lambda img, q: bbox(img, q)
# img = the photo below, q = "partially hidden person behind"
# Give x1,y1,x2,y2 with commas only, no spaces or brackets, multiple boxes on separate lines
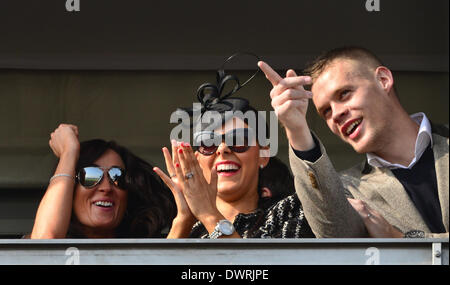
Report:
258,46,448,238
154,59,315,239
258,156,296,210
31,124,176,238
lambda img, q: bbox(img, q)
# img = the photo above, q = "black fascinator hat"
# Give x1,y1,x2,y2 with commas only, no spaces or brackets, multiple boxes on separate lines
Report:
176,52,263,130
176,52,270,146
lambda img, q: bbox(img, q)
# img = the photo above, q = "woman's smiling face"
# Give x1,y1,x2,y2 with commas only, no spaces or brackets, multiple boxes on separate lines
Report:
196,117,269,202
73,148,128,237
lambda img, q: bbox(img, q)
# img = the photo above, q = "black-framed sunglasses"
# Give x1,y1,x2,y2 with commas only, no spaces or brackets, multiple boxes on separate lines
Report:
76,166,126,189
193,128,256,156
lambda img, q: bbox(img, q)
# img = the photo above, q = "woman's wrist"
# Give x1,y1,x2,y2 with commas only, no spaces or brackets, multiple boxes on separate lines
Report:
51,149,79,186
60,147,80,161
173,215,196,227
58,149,79,171
199,212,226,234
167,216,196,238
49,173,75,183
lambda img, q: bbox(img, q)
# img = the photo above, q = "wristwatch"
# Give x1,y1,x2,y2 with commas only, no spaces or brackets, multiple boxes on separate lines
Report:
404,230,425,238
209,220,235,239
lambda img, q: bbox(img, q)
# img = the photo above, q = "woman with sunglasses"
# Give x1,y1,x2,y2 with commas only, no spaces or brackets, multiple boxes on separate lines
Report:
154,63,314,239
31,124,176,238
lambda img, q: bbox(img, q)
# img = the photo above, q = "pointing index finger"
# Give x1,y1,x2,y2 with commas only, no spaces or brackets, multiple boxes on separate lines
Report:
258,61,282,87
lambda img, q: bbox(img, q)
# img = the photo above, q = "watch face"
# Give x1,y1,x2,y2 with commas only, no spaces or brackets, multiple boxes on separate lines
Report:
219,220,234,235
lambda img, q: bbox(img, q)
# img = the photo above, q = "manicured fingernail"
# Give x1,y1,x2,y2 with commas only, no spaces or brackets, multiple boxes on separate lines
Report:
178,149,183,154
175,163,180,167
184,142,191,148
171,139,177,146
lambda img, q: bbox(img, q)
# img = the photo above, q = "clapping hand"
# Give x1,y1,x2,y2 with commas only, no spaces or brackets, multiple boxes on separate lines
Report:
348,198,404,238
153,141,196,228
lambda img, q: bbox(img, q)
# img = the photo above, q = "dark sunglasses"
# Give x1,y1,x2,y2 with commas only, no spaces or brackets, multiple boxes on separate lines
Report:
76,166,126,189
193,128,256,156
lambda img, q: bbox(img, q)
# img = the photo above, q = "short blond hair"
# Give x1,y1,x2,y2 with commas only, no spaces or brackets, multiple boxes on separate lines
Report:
304,46,385,82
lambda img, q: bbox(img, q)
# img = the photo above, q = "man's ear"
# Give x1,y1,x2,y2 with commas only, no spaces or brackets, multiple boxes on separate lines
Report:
375,66,394,94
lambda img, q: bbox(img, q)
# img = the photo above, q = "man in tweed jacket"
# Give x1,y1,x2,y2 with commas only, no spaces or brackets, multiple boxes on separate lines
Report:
258,47,448,238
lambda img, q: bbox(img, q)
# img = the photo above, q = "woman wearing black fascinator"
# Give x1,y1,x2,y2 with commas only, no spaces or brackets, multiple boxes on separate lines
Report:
154,53,314,239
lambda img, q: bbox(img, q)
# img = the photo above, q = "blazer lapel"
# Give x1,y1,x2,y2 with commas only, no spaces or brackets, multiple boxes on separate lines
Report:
362,167,430,232
432,134,449,232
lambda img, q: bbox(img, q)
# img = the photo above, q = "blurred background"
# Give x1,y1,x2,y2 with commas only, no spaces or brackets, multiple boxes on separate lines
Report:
0,0,448,237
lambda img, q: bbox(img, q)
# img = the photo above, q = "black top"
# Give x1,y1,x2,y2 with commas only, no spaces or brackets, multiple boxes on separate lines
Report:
189,194,315,238
391,146,445,233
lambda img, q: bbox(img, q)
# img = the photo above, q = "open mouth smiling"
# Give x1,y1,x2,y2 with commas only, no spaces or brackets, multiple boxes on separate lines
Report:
215,161,241,176
341,118,363,138
93,200,114,208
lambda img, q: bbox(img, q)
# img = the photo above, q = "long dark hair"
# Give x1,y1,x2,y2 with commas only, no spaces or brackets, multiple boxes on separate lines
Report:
68,139,176,238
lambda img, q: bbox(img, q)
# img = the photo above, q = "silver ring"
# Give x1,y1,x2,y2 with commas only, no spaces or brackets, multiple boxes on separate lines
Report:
169,174,176,178
367,213,372,218
185,172,194,180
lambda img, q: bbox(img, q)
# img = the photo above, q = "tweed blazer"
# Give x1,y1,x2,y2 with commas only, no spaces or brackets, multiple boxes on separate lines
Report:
289,126,449,238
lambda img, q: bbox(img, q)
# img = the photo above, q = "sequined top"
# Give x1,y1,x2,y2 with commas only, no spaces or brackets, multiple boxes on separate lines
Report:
189,194,315,238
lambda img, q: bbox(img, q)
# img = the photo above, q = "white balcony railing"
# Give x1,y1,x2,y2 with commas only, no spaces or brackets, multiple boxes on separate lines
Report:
0,238,447,265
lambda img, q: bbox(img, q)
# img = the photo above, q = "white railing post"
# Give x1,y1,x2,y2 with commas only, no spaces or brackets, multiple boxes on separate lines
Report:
432,242,442,265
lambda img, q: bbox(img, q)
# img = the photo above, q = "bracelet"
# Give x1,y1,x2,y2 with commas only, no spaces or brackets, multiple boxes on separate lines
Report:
49,174,75,183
